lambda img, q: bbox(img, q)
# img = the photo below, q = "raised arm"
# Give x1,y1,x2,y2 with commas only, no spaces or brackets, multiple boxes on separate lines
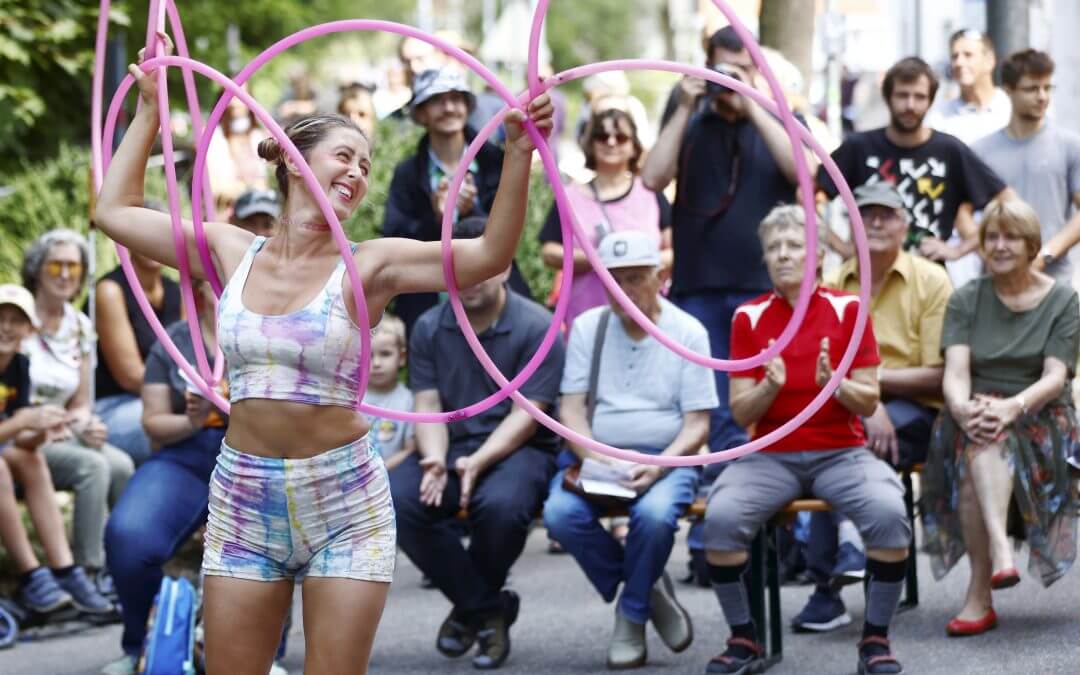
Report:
641,77,703,192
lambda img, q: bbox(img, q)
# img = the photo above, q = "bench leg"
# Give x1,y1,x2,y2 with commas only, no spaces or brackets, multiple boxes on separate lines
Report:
766,525,783,665
748,530,767,649
899,471,919,612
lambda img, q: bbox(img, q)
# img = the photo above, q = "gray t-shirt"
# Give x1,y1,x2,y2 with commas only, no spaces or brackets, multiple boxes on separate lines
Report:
974,124,1080,280
562,298,719,452
362,382,414,459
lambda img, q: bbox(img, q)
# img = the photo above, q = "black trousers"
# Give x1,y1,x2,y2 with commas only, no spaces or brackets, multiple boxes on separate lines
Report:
389,442,555,616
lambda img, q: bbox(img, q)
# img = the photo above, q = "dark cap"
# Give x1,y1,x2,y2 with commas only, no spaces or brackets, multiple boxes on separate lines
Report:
234,189,281,220
854,182,906,211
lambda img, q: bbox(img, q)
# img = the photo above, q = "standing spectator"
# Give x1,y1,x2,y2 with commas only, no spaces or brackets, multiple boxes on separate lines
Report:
383,69,532,335
790,183,953,632
817,57,1009,288
337,82,378,142
206,89,268,218
543,231,714,669
92,235,182,466
974,49,1080,284
21,230,133,604
922,199,1079,636
361,314,416,472
389,216,564,670
702,206,910,675
929,30,1011,145
0,285,114,617
539,108,672,330
642,25,814,453
229,188,280,238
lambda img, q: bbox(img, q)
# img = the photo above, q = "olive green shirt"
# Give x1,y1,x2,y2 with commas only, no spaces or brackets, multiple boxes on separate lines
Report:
941,277,1080,403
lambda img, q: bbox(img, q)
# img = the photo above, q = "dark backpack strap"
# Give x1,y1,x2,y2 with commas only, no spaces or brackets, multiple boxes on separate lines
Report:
586,308,612,426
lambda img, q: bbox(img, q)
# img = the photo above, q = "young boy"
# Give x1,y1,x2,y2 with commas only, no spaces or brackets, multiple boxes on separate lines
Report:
362,315,416,471
0,284,113,616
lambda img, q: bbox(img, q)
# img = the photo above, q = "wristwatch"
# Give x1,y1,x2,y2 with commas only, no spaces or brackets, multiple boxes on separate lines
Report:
1038,247,1056,266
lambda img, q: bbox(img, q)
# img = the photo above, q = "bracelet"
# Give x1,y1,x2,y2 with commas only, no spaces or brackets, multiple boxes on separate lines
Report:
1015,394,1028,416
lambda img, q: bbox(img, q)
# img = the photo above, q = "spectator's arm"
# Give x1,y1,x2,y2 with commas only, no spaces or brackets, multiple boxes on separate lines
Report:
641,79,701,191
1037,192,1080,265
383,435,416,472
413,389,448,464
1014,356,1070,413
729,375,780,429
833,366,880,417
558,393,596,463
381,163,432,241
746,104,818,187
878,366,944,400
65,355,93,416
942,345,974,417
659,409,710,458
95,279,146,394
540,241,592,274
467,401,547,475
141,383,195,448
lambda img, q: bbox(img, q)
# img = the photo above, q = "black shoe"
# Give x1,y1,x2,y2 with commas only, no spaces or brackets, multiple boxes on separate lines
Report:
436,606,476,658
472,590,520,670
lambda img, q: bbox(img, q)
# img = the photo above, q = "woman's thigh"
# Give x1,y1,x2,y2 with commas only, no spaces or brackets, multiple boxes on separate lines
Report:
301,577,390,675
203,576,293,675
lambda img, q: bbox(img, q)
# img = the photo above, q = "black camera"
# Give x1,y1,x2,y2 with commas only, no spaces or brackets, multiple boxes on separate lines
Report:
706,64,743,96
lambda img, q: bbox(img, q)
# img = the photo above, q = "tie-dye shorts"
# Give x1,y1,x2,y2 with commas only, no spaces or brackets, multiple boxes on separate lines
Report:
202,434,396,583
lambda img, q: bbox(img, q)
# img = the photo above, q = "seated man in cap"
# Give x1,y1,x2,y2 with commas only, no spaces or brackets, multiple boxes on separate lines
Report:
229,188,280,238
543,231,716,670
382,65,532,335
788,182,952,633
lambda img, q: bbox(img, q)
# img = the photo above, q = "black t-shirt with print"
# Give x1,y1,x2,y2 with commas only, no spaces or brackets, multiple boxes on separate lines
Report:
817,128,1006,246
0,354,31,422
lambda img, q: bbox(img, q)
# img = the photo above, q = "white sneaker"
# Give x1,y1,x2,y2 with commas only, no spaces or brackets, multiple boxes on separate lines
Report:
100,655,136,675
269,660,290,675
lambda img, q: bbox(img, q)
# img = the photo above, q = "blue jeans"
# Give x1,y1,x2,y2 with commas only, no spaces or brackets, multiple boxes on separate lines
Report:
94,394,153,465
543,465,699,624
105,428,224,656
675,290,761,452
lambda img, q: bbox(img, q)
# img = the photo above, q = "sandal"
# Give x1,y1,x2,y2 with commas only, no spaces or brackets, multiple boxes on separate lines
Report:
857,636,903,674
705,636,765,674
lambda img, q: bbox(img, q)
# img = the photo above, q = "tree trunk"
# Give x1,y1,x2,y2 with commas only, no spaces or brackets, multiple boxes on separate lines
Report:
759,0,815,98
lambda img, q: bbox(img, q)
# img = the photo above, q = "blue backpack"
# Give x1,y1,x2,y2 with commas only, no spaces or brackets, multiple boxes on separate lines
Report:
139,576,198,675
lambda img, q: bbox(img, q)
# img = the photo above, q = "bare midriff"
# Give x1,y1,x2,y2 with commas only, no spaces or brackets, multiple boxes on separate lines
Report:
225,399,371,459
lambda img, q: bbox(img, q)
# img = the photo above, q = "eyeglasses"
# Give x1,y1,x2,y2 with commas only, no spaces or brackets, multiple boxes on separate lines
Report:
43,261,83,278
592,131,631,145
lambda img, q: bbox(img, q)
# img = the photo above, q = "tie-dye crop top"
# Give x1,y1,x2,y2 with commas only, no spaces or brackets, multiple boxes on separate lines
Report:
217,236,365,408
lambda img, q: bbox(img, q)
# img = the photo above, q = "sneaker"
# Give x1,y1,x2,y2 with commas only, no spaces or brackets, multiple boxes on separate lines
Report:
94,569,119,602
791,587,852,633
55,567,116,615
16,567,73,615
100,654,137,675
436,606,477,658
830,542,867,589
649,572,693,652
472,590,520,670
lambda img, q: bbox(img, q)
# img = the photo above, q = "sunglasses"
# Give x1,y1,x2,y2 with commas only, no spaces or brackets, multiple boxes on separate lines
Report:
592,131,632,145
44,261,83,278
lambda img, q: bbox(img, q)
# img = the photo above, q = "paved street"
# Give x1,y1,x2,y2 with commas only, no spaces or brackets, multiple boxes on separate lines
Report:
8,521,1080,674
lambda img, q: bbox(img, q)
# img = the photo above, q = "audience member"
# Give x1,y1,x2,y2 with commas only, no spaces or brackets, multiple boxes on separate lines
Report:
973,49,1080,283
338,82,378,141
643,25,814,454
230,188,280,238
92,243,182,465
578,71,655,148
922,199,1079,636
361,314,416,471
206,88,269,217
702,206,910,675
389,217,564,670
539,108,672,330
383,69,532,334
543,231,715,669
929,30,1011,145
21,230,133,602
0,285,114,617
790,183,952,632
817,57,1009,288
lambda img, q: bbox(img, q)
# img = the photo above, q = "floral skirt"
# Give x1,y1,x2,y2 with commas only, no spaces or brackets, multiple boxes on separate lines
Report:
920,402,1079,587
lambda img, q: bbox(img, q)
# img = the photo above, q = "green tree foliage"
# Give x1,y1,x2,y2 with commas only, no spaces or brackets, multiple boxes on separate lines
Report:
545,0,651,75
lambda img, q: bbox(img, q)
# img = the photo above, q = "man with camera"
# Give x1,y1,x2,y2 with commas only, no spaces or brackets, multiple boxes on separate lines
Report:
642,26,817,455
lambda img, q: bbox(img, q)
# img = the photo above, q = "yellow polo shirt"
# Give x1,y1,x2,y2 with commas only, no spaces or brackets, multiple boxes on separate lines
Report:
826,251,952,408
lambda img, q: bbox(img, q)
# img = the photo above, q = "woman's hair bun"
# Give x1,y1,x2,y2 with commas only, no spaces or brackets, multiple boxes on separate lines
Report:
257,137,283,163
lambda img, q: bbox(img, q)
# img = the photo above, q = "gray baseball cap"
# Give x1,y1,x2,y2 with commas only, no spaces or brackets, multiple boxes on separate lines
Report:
598,231,661,270
409,67,476,121
234,189,281,220
854,182,906,210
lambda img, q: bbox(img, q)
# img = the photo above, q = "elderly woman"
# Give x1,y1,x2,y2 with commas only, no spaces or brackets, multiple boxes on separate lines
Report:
922,199,1080,636
21,229,131,613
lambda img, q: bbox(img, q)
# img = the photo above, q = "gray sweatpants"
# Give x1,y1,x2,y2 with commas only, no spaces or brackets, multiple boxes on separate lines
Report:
704,448,911,552
43,440,134,568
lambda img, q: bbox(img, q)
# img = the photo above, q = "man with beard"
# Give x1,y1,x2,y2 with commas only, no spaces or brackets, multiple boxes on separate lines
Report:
383,67,533,335
974,49,1080,284
929,29,1011,146
818,57,1009,279
389,216,564,670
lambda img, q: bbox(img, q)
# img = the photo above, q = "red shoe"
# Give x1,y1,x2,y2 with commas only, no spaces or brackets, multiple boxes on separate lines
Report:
946,608,997,636
990,568,1020,589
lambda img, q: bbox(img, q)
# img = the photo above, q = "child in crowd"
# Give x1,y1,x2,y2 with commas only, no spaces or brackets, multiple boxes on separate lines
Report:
0,285,112,617
361,315,415,471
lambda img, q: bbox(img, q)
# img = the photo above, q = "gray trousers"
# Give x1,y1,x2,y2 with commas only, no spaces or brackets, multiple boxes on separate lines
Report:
43,440,134,568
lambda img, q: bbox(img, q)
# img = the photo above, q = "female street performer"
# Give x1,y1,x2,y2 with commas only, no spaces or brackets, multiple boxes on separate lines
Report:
93,34,553,675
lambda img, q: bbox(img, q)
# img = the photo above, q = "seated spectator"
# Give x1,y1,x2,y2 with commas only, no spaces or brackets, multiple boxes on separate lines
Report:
92,239,182,465
539,109,673,331
922,199,1080,636
388,217,565,670
230,188,280,238
21,230,134,605
542,231,715,669
383,69,532,335
337,82,378,142
0,285,113,617
789,183,953,632
703,206,910,675
361,314,415,471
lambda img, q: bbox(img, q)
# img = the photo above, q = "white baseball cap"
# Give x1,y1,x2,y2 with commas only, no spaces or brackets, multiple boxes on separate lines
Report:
598,231,661,270
0,284,39,328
